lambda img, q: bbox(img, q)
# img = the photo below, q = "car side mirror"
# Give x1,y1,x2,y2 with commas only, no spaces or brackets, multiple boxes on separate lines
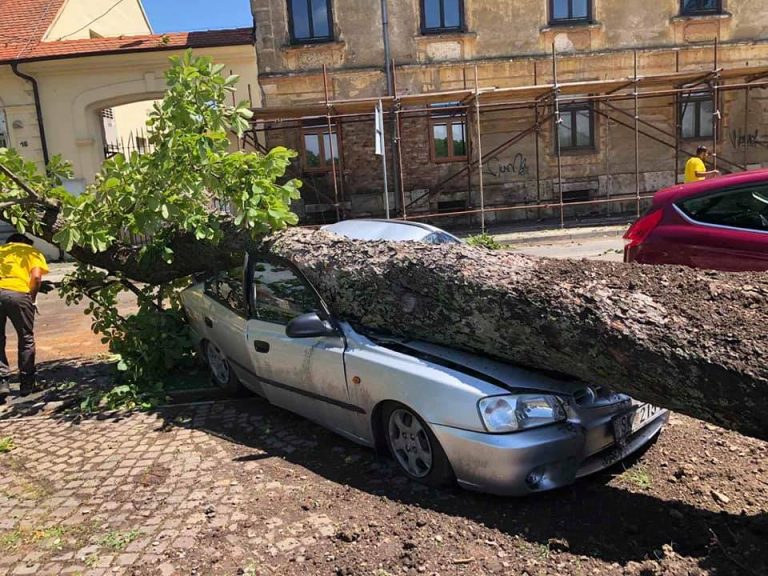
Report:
285,312,339,339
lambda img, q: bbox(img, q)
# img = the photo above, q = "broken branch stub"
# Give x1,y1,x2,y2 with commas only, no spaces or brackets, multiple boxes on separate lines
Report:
266,228,768,441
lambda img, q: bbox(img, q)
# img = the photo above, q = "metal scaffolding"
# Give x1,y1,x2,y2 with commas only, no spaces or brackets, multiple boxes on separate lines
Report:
247,42,768,229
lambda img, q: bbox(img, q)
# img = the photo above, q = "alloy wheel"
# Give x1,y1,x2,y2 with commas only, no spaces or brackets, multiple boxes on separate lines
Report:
387,408,433,478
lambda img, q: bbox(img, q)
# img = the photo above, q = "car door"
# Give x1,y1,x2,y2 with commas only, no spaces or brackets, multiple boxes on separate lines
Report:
674,185,768,271
244,255,360,439
202,268,263,393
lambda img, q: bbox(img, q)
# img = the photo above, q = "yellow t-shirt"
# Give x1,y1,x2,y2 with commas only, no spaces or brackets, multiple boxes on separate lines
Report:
0,243,49,294
685,157,707,183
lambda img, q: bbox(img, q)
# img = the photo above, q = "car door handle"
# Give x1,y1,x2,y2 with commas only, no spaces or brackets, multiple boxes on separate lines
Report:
204,317,213,328
253,340,270,354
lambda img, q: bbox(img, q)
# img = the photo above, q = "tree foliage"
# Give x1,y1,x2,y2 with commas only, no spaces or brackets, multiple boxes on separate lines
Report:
0,51,302,409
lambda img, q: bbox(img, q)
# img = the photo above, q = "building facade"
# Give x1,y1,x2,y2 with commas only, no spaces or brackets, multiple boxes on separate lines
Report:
1,0,259,190
251,0,768,226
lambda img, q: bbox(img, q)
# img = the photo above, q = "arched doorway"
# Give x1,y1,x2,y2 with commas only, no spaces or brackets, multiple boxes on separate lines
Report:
100,99,159,159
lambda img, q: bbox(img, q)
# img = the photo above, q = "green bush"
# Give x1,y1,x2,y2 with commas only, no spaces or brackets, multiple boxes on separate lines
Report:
466,233,502,250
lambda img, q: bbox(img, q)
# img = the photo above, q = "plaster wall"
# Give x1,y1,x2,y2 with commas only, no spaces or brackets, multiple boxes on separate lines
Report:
44,0,152,41
0,44,259,186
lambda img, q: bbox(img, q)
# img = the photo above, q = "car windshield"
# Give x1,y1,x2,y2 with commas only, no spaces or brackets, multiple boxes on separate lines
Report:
323,221,432,241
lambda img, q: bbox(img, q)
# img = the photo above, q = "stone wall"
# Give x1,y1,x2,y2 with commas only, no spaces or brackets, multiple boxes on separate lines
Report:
253,0,768,225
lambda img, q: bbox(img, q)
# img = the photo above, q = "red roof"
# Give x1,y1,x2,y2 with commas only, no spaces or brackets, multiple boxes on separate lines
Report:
0,0,253,64
0,0,67,61
0,28,254,64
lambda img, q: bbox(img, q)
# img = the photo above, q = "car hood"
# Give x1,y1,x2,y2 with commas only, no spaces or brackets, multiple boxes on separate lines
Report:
382,339,591,397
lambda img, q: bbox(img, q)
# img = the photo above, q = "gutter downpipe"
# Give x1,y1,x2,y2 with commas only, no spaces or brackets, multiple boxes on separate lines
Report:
380,0,402,214
11,63,50,168
381,0,393,96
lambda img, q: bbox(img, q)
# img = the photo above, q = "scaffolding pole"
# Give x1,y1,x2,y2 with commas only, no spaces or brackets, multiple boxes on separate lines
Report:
634,50,641,218
322,65,341,222
474,66,486,233
712,37,721,173
552,44,564,229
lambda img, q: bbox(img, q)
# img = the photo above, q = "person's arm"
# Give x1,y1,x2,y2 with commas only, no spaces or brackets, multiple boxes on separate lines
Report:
29,267,43,302
695,169,720,179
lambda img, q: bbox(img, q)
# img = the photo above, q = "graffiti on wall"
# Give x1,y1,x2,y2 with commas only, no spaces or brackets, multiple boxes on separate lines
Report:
730,128,768,149
484,153,530,179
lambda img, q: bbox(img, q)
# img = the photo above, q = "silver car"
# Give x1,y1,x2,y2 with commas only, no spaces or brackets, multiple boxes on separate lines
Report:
181,248,668,496
321,219,462,244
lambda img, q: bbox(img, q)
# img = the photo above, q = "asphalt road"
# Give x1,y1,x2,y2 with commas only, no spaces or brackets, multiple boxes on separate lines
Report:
509,235,625,261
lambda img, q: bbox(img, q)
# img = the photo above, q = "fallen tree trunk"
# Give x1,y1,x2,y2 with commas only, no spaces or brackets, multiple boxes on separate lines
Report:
267,228,768,442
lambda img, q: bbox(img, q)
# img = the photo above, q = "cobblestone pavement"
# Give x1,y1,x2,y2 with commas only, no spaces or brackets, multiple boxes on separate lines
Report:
0,400,343,576
1,396,766,576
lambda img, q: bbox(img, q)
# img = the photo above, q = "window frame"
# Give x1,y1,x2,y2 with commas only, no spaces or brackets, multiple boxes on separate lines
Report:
556,103,596,153
680,0,723,17
420,0,466,35
0,109,8,148
301,125,341,173
287,0,334,44
548,0,593,25
679,91,716,141
246,253,329,325
429,104,469,163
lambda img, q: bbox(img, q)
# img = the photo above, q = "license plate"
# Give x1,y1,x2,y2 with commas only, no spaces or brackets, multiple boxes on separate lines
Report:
612,403,663,445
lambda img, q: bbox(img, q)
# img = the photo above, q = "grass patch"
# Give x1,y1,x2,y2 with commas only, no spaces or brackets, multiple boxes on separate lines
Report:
620,465,653,490
99,529,139,551
0,525,69,552
466,233,502,250
0,437,15,453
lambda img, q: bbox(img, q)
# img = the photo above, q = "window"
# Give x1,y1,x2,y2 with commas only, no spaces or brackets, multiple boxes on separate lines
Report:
557,104,594,151
302,127,339,171
430,103,467,162
0,111,8,148
421,0,464,34
288,0,333,43
680,0,722,16
678,187,768,232
205,268,246,316
550,0,591,24
680,92,714,139
250,261,318,325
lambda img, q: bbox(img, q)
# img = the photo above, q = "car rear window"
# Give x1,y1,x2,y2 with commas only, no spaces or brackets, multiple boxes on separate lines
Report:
205,267,246,316
677,186,768,232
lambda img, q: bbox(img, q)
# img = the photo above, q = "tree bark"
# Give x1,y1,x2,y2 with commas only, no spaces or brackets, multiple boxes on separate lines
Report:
266,228,768,442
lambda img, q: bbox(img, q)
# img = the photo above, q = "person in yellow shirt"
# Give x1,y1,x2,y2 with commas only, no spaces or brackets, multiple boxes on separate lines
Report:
0,234,49,403
685,146,720,183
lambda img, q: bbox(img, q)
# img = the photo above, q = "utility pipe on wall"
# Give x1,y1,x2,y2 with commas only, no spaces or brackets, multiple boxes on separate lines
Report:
10,63,50,167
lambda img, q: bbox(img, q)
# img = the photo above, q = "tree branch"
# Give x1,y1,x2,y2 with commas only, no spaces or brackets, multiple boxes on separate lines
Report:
0,162,42,202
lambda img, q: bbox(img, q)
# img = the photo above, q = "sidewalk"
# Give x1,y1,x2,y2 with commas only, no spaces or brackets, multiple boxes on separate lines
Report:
491,224,629,247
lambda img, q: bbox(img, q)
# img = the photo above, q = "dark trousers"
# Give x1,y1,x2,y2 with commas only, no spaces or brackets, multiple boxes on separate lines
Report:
0,289,36,386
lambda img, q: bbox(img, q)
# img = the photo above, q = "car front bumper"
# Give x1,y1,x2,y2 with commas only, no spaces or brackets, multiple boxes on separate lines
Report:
431,409,669,496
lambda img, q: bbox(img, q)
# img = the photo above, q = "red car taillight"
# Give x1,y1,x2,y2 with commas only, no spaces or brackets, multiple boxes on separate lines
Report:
624,208,663,249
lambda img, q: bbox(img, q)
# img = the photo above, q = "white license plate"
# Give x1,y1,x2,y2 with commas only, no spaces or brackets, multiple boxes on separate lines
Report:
612,403,663,445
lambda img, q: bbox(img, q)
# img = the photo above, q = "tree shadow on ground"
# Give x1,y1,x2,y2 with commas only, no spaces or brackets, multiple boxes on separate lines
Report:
157,396,768,576
0,358,114,421
4,374,765,575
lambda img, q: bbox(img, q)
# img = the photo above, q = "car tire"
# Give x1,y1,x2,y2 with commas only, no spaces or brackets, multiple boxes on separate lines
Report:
382,402,454,488
203,340,242,394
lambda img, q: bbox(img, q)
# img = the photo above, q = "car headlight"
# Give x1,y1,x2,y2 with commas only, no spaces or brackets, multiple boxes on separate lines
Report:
478,394,567,433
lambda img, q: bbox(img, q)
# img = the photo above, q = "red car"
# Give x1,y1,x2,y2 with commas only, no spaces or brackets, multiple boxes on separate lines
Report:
624,169,768,272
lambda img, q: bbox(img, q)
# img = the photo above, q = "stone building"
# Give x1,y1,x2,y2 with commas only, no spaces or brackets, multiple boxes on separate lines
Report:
251,0,768,226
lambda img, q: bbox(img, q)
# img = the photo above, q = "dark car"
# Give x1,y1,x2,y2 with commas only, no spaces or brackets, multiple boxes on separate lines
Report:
624,169,768,271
